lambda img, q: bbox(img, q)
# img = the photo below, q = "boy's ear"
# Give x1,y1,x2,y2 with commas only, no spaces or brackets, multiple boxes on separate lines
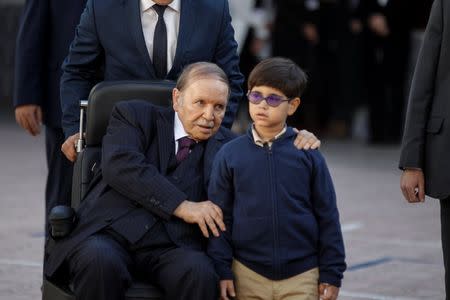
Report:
287,97,301,116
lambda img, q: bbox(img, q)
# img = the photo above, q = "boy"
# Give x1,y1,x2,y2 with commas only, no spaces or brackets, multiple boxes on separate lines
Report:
208,57,346,300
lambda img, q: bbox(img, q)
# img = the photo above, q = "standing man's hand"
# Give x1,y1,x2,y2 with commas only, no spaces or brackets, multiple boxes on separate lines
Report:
219,280,236,300
15,104,42,136
400,169,425,203
319,283,339,300
173,200,226,238
293,129,321,150
61,133,80,162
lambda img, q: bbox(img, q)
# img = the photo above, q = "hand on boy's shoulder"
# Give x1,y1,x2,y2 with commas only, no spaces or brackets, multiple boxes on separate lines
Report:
293,128,321,150
319,283,339,300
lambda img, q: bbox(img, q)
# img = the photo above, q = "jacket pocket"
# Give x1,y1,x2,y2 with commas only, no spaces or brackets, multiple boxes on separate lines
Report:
426,116,444,134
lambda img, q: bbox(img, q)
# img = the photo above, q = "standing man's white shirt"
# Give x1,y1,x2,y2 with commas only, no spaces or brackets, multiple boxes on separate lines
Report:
140,0,180,72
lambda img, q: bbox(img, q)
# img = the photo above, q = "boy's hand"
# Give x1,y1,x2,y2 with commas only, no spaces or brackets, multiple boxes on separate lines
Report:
319,283,339,300
293,129,321,150
219,280,236,300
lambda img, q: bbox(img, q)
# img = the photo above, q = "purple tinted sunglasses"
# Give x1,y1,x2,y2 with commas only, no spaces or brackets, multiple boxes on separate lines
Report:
247,91,292,107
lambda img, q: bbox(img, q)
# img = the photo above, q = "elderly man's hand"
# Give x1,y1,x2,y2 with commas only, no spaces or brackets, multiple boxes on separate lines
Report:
61,133,80,162
220,280,236,300
173,200,226,238
15,104,42,136
319,283,339,300
293,129,321,150
400,169,425,203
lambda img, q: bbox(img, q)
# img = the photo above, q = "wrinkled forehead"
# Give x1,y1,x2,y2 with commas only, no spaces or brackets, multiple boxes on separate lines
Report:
181,74,229,93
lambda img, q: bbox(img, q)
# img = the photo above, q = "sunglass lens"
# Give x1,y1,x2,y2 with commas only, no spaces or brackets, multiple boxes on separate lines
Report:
266,95,283,107
248,92,263,104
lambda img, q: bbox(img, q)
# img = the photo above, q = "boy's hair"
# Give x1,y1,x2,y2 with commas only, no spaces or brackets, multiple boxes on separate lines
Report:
176,62,229,94
248,57,308,99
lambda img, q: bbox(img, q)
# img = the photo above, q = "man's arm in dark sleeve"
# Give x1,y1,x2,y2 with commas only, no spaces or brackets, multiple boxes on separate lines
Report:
207,147,235,280
399,0,443,170
60,0,104,137
101,102,187,221
309,150,346,288
213,0,244,129
13,0,49,108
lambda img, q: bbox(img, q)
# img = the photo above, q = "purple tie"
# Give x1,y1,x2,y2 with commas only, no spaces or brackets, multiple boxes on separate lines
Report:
176,137,195,163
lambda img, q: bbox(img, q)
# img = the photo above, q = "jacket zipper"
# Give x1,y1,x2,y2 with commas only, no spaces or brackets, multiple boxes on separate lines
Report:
265,142,279,279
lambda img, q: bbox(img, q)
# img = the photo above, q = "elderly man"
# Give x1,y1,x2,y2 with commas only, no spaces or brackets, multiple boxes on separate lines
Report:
46,62,233,299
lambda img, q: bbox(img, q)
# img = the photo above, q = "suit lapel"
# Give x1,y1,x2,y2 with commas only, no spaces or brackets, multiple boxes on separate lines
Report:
168,0,196,77
156,108,175,175
124,0,156,77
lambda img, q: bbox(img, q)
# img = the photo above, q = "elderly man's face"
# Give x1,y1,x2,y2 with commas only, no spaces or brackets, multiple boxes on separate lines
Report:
172,78,229,141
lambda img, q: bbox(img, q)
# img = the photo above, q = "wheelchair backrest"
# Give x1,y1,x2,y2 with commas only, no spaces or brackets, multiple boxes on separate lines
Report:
72,80,175,208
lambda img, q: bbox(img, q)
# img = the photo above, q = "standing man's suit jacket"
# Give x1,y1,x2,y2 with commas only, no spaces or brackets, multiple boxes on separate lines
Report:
61,0,243,137
399,0,450,199
44,101,236,277
14,0,87,127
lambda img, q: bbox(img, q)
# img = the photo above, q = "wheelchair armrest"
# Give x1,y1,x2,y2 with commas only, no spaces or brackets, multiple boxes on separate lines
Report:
48,206,77,239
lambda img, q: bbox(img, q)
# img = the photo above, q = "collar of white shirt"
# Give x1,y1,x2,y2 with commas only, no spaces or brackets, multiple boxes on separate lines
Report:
174,112,189,153
251,123,287,148
141,0,181,13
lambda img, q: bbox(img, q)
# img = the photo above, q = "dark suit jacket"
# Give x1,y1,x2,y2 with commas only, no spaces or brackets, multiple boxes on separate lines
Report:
60,0,243,137
44,101,236,277
399,0,450,199
13,0,86,127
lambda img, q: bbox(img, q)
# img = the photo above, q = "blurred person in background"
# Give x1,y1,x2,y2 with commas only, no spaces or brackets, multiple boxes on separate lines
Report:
229,0,273,133
399,0,450,297
332,0,366,139
359,0,410,144
272,0,321,132
13,0,86,235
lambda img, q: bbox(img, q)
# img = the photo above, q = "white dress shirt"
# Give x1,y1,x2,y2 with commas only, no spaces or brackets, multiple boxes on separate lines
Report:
140,0,180,73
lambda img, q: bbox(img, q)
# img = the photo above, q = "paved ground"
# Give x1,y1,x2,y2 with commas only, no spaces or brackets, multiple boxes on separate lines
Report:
0,114,445,299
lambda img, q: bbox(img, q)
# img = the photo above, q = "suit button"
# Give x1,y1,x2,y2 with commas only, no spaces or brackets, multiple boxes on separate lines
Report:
145,225,150,231
172,176,179,181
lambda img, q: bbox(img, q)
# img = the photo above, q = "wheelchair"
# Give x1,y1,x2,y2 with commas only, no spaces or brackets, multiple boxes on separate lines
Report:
43,80,176,300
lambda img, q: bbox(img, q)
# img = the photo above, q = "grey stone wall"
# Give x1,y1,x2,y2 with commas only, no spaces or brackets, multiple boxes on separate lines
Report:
0,1,24,114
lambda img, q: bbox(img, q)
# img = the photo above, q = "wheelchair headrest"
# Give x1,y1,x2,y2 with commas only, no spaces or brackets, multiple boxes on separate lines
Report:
85,80,175,146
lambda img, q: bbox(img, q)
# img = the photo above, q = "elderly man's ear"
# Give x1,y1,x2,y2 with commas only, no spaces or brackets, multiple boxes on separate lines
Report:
172,88,181,111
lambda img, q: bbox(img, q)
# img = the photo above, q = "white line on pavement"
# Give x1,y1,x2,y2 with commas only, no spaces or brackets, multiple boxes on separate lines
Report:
340,290,423,300
341,222,364,232
0,259,42,268
344,237,442,249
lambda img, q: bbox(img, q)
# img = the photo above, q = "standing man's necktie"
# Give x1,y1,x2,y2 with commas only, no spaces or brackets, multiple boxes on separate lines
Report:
153,4,168,79
176,137,196,163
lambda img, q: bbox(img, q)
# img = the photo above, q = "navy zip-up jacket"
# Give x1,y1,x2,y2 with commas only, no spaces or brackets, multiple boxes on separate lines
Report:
207,126,346,287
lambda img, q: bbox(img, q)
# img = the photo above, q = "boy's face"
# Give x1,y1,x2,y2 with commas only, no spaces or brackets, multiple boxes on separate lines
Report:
248,85,300,129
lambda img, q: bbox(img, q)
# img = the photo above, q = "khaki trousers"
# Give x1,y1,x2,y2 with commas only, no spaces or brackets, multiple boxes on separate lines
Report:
232,260,319,300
